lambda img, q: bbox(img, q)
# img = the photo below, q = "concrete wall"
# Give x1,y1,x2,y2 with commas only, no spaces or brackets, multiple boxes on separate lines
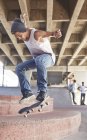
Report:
74,71,87,86
48,72,62,84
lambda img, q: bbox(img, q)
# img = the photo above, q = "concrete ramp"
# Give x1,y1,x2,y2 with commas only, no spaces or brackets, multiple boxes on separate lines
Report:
0,109,81,140
0,87,81,140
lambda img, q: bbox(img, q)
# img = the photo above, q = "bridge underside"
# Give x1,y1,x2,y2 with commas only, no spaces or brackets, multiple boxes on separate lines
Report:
0,0,87,81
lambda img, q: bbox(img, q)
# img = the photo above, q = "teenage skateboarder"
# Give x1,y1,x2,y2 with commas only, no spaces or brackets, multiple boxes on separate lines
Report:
11,18,62,103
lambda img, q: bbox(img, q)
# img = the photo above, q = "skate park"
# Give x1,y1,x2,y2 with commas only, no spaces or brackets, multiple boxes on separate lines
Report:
0,0,87,140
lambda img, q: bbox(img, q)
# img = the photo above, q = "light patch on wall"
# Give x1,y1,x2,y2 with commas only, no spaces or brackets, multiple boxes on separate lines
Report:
0,61,19,87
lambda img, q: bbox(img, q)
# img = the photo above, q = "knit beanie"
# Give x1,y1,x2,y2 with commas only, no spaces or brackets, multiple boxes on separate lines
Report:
11,18,26,34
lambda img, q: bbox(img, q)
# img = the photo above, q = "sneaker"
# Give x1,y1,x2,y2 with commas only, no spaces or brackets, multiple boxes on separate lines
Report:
36,91,47,102
73,101,77,105
19,93,35,104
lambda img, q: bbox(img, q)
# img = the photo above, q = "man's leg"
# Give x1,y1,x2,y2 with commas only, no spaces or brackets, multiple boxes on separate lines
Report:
80,94,83,105
16,59,36,102
71,92,77,104
35,54,55,101
83,94,85,105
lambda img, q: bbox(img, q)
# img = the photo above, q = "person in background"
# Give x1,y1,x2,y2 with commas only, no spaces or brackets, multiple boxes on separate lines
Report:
79,82,87,105
67,74,75,86
68,74,75,93
68,80,78,105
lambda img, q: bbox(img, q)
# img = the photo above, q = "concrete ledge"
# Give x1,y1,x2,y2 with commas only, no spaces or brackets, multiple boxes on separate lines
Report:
0,110,81,140
0,95,53,115
0,95,21,102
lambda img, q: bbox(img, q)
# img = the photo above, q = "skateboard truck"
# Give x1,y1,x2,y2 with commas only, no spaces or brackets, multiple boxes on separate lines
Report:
38,97,49,112
24,108,34,117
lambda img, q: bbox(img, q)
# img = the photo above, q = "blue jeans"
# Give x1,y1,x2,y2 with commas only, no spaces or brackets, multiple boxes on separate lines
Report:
16,54,55,96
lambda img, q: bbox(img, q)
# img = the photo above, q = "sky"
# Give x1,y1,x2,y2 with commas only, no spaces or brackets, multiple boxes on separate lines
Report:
0,61,19,87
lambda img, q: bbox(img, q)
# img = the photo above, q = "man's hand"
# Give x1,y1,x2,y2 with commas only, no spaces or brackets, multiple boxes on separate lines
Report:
20,13,27,27
34,29,62,41
52,29,62,39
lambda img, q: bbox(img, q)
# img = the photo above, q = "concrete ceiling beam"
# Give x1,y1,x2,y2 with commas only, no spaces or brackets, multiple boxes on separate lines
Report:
68,30,87,65
56,0,85,65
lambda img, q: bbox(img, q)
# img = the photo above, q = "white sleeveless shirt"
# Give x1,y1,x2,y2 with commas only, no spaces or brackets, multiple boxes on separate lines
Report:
24,28,55,63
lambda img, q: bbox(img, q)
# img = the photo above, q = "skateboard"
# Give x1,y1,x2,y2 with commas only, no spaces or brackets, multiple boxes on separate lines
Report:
19,96,50,117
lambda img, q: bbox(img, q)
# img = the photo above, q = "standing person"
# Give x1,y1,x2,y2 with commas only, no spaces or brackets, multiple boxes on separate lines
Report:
68,80,77,105
67,74,75,94
11,18,62,103
67,74,75,87
79,82,87,105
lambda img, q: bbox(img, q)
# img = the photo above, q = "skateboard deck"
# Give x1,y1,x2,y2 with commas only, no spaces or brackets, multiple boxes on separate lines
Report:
19,96,50,117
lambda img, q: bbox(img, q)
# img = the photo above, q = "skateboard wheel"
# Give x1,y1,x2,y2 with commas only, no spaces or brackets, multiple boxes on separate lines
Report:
38,109,42,112
24,114,27,118
45,102,49,105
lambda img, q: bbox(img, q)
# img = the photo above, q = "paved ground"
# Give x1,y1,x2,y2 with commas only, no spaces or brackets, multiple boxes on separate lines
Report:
0,86,87,140
62,109,87,140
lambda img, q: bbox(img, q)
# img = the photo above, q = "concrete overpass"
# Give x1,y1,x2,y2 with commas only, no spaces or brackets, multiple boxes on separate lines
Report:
0,0,87,83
